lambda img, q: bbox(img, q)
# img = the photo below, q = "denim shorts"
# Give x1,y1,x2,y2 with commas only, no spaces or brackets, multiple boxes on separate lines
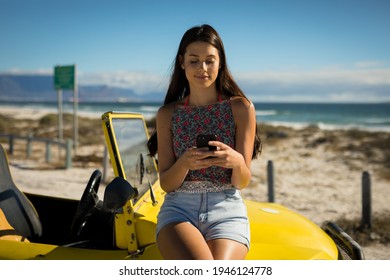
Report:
156,188,250,249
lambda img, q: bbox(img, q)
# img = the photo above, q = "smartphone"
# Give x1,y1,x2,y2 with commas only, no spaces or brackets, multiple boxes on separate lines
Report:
196,134,217,151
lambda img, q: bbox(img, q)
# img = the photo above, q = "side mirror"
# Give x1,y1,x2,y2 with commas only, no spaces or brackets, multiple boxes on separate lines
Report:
103,177,137,211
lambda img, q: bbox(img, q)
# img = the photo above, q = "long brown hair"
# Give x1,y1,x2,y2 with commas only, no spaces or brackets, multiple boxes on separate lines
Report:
147,24,261,159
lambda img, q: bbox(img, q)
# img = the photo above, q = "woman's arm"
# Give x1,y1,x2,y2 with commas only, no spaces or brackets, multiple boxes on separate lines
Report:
230,97,256,189
156,104,197,192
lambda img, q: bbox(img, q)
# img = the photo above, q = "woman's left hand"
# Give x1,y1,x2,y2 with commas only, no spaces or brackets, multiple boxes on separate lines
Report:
195,141,244,169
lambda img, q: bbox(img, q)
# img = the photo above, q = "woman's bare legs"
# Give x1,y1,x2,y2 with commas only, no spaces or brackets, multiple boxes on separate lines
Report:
157,222,248,260
157,222,213,260
207,238,248,260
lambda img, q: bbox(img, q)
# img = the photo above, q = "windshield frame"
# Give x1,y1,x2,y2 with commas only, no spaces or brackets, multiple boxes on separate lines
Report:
102,111,158,204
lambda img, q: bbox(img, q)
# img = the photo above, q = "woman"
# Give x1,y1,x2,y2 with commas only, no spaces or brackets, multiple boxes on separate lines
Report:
147,24,261,259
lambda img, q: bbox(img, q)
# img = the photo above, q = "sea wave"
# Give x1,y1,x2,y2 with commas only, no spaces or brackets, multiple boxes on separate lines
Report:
362,117,390,125
259,120,390,132
139,105,160,112
256,110,277,116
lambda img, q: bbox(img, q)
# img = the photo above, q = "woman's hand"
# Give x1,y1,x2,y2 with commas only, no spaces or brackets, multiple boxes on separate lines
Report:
179,147,207,170
194,141,245,170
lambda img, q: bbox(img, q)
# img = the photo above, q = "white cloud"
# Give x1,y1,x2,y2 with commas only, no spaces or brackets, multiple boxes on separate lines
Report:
237,66,390,102
237,68,390,86
354,60,389,69
327,91,389,103
78,71,168,94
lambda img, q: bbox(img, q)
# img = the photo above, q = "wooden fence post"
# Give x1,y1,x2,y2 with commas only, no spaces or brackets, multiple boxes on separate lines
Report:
26,133,32,158
9,135,14,155
65,139,73,169
0,134,73,168
267,160,275,202
45,140,52,163
361,171,372,229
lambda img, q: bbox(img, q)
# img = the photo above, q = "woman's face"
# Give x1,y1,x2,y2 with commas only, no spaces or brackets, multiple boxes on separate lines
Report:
181,41,220,90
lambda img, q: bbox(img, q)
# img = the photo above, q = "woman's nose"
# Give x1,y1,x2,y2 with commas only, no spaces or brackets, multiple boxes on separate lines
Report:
199,61,207,70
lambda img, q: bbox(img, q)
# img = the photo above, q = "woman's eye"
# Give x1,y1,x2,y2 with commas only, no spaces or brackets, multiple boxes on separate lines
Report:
188,59,216,65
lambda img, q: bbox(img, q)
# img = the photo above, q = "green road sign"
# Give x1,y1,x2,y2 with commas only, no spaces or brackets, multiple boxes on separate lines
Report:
54,65,75,90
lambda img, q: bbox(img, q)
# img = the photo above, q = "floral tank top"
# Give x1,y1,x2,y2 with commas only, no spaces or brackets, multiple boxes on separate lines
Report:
171,98,235,193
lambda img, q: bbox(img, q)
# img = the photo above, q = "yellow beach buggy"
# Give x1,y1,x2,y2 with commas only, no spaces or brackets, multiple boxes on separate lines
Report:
0,111,363,260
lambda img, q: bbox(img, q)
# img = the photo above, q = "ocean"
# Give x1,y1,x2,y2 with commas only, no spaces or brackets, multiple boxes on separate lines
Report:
1,101,390,132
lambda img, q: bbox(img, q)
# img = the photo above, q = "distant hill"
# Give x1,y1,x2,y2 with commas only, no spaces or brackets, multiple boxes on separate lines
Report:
0,74,163,102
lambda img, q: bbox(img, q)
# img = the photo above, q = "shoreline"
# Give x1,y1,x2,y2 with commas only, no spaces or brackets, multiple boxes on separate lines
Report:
261,120,390,133
1,103,390,133
0,104,101,120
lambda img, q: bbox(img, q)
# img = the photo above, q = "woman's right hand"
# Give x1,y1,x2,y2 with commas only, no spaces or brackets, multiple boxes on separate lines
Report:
180,147,209,170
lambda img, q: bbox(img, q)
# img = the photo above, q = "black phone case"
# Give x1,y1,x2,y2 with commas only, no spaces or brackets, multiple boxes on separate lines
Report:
196,134,217,151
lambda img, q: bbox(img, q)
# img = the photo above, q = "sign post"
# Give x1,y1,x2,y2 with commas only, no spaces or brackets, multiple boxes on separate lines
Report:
57,89,63,141
54,64,78,154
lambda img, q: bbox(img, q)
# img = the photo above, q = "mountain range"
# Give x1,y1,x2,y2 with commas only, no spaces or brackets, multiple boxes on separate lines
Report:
0,74,163,102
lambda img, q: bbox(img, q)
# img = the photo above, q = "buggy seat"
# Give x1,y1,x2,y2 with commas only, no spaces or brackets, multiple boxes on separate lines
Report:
0,144,42,239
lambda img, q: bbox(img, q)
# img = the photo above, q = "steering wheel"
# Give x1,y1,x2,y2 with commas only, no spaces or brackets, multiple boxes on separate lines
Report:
70,169,102,238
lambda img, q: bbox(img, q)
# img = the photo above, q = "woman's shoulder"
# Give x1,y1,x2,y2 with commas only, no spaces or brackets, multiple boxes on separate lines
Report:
157,99,185,118
229,96,255,114
228,96,256,126
157,103,174,118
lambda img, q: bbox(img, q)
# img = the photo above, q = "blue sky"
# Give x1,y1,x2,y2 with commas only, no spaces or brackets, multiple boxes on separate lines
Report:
1,0,389,102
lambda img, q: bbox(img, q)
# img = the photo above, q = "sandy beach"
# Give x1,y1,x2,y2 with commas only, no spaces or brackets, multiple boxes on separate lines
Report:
1,107,389,259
